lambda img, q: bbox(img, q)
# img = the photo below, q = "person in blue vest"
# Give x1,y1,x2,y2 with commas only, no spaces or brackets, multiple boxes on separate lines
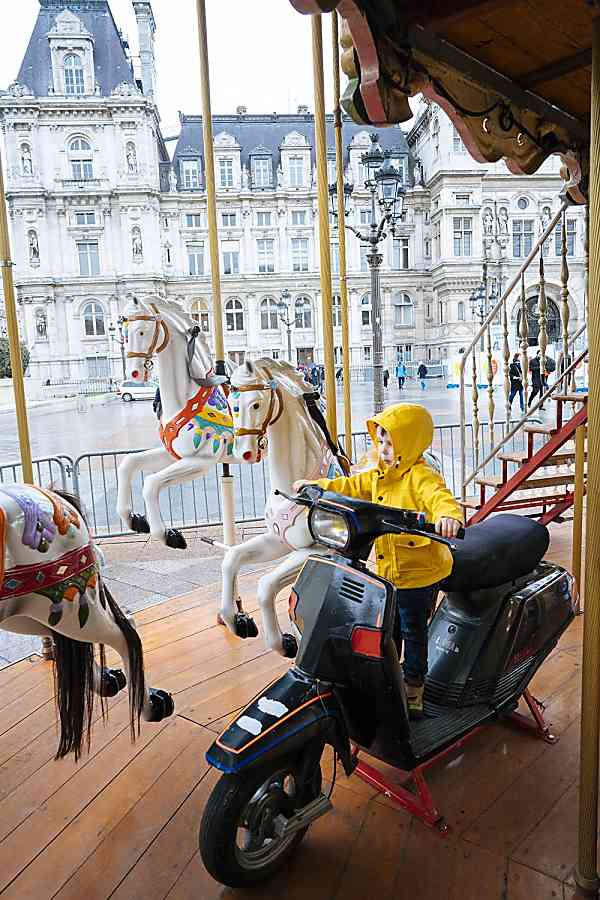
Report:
396,360,407,390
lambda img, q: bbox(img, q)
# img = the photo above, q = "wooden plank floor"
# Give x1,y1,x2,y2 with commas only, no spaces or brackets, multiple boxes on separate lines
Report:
0,523,586,899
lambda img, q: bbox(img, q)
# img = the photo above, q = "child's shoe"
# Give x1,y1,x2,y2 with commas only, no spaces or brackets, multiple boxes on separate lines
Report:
406,683,424,719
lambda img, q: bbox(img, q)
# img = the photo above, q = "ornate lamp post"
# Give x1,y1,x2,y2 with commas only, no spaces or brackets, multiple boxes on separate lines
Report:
108,315,127,379
277,288,294,364
330,133,406,413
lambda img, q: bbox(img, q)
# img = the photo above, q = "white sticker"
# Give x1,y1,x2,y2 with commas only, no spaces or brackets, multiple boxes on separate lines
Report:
236,715,263,736
257,697,289,718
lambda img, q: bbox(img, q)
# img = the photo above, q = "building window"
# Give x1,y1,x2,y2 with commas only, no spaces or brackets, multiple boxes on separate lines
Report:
64,54,85,96
332,294,341,327
361,293,371,327
396,343,413,362
458,300,465,321
331,243,339,275
393,292,414,327
181,160,200,189
291,237,309,272
289,156,304,187
257,239,275,273
357,161,368,186
424,238,431,257
77,241,99,276
69,138,93,180
360,243,369,272
82,301,105,336
438,300,445,324
260,298,279,330
327,157,336,184
191,299,210,332
225,298,245,331
223,248,240,275
185,213,202,228
363,345,372,363
222,212,237,227
75,211,95,225
456,193,470,205
291,209,307,226
295,296,312,329
513,219,534,258
433,222,441,259
555,219,576,257
452,127,465,153
187,243,204,276
256,211,271,226
517,197,529,210
252,158,271,188
359,209,372,226
86,355,109,378
393,238,409,270
219,158,234,188
453,217,472,256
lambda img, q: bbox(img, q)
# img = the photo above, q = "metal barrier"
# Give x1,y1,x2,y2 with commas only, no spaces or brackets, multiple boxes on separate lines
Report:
0,455,71,491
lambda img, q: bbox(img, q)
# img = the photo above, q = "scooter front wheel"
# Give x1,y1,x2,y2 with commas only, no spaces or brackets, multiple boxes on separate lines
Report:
199,756,322,888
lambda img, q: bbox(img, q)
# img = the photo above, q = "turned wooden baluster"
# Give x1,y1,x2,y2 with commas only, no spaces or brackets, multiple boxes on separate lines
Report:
472,350,480,469
538,252,548,392
486,318,495,448
560,209,570,392
520,272,529,408
502,296,511,429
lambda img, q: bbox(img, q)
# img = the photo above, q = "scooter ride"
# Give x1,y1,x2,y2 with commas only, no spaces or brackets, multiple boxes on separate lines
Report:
199,486,575,888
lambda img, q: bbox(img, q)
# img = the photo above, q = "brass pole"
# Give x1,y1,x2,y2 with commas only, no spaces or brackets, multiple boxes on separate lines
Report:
571,423,586,608
576,15,600,892
311,14,337,440
0,150,33,483
332,11,352,459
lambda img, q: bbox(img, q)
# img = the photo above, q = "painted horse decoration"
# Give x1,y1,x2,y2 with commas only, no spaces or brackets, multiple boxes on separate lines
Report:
117,295,240,549
0,484,174,759
221,359,350,657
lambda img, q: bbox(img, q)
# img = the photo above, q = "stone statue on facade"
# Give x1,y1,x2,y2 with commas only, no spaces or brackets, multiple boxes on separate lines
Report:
540,205,552,236
276,165,284,188
36,308,47,338
28,230,39,264
482,207,493,237
132,227,143,260
126,142,138,175
169,168,178,191
21,145,33,176
241,164,249,190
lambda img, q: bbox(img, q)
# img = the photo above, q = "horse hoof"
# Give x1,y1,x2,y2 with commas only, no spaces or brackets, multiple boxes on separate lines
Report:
165,529,187,550
147,688,175,722
234,612,259,639
281,633,298,658
100,667,127,697
131,514,150,534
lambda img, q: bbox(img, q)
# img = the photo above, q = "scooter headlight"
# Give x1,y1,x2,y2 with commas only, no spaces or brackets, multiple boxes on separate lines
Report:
309,507,350,550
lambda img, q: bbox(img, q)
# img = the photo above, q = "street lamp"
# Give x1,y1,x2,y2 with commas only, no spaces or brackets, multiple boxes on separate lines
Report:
330,132,406,413
108,315,127,379
276,288,294,364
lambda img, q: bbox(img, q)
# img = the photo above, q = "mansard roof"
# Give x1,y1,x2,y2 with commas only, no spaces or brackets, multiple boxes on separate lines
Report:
16,0,136,98
173,112,411,171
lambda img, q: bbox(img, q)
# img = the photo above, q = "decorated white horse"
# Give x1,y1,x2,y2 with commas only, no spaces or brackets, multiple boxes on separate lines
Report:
220,359,350,657
0,484,174,759
117,296,239,548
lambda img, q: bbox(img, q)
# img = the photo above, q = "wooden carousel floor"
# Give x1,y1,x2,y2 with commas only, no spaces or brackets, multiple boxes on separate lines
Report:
0,522,587,899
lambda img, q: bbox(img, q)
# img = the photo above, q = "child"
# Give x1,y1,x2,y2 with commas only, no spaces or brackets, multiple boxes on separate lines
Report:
294,404,463,718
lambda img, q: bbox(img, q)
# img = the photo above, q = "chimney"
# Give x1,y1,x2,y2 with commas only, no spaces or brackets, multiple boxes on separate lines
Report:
236,105,247,116
133,2,157,99
297,104,309,115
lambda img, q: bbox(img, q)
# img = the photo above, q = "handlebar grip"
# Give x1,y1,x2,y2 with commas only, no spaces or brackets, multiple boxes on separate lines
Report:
421,521,465,540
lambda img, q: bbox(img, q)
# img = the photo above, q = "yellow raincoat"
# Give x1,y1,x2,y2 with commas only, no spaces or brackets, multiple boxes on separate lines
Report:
315,404,463,589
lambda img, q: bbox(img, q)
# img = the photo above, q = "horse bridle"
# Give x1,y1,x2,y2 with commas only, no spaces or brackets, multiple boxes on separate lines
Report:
126,304,170,373
230,379,284,455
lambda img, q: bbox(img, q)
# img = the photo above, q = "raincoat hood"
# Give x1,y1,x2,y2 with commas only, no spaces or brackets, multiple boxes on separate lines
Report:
367,404,434,474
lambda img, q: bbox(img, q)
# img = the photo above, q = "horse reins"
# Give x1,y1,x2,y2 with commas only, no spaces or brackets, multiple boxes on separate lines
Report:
230,379,284,456
126,304,170,375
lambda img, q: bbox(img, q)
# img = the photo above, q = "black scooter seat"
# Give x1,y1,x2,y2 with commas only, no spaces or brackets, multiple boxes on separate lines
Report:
442,514,549,593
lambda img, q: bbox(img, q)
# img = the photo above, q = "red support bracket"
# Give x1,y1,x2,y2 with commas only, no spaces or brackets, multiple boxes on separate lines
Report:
509,689,558,744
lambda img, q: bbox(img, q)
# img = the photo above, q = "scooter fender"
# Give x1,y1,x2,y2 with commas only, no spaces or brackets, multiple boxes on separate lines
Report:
205,667,352,776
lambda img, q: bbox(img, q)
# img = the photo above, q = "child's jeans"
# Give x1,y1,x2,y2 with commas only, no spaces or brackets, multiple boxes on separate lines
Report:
394,585,437,686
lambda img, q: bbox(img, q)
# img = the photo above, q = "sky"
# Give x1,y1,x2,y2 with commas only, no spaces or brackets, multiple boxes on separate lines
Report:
0,0,341,139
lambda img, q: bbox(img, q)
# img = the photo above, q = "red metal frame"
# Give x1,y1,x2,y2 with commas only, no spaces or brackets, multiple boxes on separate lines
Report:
352,690,557,833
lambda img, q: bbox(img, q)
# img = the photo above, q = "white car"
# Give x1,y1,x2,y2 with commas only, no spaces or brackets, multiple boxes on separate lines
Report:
117,379,158,402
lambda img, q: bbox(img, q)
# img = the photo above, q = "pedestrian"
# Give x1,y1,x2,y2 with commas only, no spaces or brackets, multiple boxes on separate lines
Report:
396,360,406,390
528,350,544,408
508,353,524,414
417,362,428,390
383,368,389,389
310,364,319,388
336,367,343,383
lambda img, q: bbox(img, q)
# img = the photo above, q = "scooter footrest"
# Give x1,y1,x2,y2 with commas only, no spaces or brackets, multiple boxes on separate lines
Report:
411,703,493,760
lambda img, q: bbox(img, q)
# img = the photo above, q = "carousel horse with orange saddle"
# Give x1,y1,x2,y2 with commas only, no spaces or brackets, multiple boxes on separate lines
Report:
0,483,174,759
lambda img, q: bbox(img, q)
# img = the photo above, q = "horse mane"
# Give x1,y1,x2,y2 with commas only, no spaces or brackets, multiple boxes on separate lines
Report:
232,358,310,398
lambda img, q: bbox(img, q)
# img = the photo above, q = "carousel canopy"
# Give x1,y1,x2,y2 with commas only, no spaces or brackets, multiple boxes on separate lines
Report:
290,0,595,202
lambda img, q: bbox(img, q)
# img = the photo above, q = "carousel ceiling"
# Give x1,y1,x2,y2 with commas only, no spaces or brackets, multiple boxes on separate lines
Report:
289,0,596,202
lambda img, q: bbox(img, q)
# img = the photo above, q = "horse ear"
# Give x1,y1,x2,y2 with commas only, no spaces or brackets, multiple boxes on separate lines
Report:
244,360,254,375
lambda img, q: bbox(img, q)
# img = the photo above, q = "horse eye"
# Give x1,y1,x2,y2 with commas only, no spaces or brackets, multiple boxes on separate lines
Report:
233,406,239,413
252,402,260,410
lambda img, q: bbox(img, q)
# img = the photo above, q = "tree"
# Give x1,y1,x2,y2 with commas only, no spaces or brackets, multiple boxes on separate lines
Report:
0,338,30,379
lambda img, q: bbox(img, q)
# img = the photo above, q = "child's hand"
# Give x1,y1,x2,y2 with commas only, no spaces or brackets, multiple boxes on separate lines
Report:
436,517,462,539
293,479,313,492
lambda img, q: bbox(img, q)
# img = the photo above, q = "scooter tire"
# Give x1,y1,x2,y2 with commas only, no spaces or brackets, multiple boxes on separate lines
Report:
199,756,322,888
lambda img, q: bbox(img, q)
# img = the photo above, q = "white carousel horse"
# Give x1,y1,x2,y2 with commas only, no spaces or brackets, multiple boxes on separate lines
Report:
0,483,174,759
221,359,349,657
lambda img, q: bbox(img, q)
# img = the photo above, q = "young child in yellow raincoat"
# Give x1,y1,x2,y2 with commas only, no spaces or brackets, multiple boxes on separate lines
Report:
294,403,463,718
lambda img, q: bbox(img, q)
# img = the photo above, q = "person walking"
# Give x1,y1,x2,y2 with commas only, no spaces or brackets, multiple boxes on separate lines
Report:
508,353,524,414
417,362,428,391
383,368,390,389
528,350,544,408
396,360,406,391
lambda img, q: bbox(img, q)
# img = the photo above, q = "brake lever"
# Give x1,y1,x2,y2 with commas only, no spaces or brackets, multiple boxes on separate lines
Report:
273,488,315,507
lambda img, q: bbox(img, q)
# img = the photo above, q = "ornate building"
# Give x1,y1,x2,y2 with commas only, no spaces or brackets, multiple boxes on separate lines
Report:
0,1,586,383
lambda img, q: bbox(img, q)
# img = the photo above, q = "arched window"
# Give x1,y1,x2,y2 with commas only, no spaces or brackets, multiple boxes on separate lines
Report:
332,294,341,327
295,296,312,329
260,298,279,331
190,299,210,333
393,292,414,327
458,300,465,321
64,54,85,96
225,298,245,332
361,293,372,327
69,137,93,180
82,302,105,336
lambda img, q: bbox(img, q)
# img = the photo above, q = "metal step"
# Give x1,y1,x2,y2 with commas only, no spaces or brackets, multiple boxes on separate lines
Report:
475,472,579,490
497,449,586,467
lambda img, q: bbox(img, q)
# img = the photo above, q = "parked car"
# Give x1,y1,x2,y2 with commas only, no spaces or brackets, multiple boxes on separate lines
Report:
117,379,158,402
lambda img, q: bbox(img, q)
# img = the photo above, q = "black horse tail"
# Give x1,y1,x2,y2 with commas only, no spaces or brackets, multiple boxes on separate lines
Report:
53,636,107,761
101,579,146,740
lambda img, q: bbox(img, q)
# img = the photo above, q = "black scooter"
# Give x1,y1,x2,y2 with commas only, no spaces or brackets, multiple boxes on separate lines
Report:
199,487,576,888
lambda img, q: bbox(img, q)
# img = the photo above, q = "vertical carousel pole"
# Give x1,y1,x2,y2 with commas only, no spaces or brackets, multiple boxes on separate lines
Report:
332,12,352,458
311,14,337,440
195,0,235,546
576,15,600,893
0,149,33,484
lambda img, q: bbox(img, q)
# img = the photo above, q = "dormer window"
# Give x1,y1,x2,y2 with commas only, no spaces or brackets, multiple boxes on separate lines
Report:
64,54,84,95
181,160,200,190
252,157,271,188
289,157,304,187
219,158,234,188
